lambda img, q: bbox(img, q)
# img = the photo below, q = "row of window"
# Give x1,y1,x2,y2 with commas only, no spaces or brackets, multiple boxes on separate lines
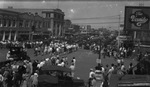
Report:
46,13,64,20
0,19,51,28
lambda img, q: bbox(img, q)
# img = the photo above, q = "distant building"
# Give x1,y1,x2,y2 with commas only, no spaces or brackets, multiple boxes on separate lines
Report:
80,25,92,34
71,24,80,34
64,19,72,34
0,7,65,41
87,25,91,32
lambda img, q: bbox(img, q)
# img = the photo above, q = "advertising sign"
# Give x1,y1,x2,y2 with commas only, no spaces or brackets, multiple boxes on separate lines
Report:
125,6,150,31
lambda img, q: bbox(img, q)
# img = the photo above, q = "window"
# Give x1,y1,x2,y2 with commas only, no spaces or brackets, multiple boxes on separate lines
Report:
25,21,29,28
54,14,56,18
0,19,2,27
8,20,11,27
28,21,31,27
45,22,47,28
36,21,39,28
43,22,45,28
48,21,51,28
38,22,41,28
13,20,16,27
19,20,23,27
3,19,7,27
51,13,54,18
40,22,43,28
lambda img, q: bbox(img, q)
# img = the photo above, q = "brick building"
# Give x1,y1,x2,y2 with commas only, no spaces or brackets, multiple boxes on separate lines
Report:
0,7,65,41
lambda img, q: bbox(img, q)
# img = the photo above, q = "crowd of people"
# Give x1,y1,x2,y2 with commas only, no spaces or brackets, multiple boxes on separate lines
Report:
87,44,150,87
0,40,79,87
0,35,150,87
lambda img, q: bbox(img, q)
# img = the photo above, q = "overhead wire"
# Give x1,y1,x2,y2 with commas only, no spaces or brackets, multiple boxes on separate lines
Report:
73,21,124,24
69,15,124,20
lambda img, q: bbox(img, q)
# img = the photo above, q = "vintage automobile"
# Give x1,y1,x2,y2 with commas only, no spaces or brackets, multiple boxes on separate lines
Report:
6,46,30,61
38,65,85,87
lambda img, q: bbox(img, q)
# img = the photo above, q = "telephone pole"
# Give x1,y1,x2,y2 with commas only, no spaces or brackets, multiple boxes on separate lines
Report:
118,14,121,48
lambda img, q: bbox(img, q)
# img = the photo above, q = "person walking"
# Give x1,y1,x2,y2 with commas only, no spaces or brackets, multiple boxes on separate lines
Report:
0,72,4,87
69,63,75,77
30,73,38,87
93,67,104,87
88,68,95,87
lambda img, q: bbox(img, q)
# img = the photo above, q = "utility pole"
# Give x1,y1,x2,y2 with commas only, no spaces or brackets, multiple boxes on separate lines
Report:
118,14,121,49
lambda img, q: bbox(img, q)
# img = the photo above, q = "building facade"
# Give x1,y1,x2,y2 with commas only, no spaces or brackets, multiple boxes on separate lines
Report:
0,8,65,41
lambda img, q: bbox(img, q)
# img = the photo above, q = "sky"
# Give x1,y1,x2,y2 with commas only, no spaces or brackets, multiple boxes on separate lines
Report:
0,0,150,29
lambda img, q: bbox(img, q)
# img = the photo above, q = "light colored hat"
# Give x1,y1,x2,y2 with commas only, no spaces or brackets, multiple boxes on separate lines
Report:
34,73,38,76
45,58,49,61
90,68,93,71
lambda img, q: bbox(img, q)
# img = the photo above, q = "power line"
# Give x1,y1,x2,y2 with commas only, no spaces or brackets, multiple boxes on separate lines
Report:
69,15,124,20
74,21,124,24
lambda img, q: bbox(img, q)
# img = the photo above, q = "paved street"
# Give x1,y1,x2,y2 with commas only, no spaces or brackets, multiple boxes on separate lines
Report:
0,48,137,82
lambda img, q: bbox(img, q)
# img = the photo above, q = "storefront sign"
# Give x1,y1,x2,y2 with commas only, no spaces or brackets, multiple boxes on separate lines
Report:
130,11,149,27
125,6,150,31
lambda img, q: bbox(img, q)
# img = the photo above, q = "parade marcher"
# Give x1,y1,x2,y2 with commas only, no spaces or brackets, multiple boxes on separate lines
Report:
88,68,95,87
0,72,4,87
103,65,109,87
128,63,134,75
93,66,104,87
72,57,76,66
107,64,114,85
30,73,38,87
69,63,75,77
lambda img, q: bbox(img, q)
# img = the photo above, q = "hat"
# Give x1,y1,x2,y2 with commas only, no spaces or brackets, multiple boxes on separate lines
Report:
45,58,49,61
34,73,38,76
90,68,93,71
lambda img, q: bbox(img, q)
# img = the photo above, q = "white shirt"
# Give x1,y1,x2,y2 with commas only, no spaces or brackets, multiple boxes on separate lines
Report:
73,59,76,64
70,65,75,71
89,71,95,78
37,61,45,68
61,62,65,67
121,65,125,71
95,70,104,81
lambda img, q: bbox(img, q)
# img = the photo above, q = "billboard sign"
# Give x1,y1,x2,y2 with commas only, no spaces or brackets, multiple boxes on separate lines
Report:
125,6,150,31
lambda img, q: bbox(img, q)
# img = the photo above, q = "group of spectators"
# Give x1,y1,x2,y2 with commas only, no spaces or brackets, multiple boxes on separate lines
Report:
0,59,38,87
0,40,79,87
88,43,150,87
88,61,136,87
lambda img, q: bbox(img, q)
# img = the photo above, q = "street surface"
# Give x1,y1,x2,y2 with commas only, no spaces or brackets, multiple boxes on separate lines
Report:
0,48,137,82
